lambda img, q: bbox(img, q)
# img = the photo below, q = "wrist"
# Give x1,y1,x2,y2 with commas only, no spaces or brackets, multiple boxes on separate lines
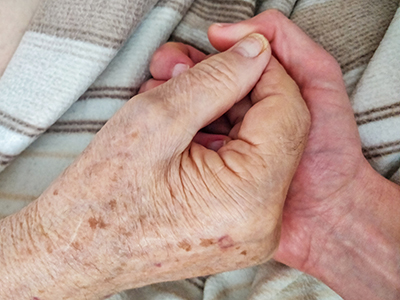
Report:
305,160,400,300
0,184,136,299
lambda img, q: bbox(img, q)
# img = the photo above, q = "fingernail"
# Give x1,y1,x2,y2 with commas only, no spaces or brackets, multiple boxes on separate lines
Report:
172,63,190,77
231,33,269,58
214,23,233,28
208,140,225,152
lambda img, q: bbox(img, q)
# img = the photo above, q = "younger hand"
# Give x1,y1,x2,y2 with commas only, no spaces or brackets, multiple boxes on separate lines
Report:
143,10,400,300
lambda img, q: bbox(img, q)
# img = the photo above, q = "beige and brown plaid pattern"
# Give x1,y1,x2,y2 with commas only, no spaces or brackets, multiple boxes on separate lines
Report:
0,0,399,299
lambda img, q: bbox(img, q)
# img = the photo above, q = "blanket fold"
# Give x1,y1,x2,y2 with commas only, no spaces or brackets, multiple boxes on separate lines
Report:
0,0,399,299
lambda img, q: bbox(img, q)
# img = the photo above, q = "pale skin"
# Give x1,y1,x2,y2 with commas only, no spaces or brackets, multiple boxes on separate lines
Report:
141,10,400,300
0,0,41,76
0,30,311,299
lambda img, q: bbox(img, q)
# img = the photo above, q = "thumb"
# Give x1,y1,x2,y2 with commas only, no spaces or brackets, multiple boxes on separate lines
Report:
142,34,271,141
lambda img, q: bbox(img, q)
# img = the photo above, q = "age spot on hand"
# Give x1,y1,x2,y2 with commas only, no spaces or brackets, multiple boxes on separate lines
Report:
218,235,234,249
200,238,215,247
88,217,108,230
178,240,192,251
108,199,117,211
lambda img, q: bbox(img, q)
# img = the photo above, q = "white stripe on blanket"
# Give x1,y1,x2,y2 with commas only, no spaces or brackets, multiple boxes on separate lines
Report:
294,0,333,11
0,32,116,170
0,32,115,126
351,8,400,177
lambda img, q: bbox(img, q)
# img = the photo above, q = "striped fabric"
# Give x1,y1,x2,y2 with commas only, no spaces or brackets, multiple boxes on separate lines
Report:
0,0,399,299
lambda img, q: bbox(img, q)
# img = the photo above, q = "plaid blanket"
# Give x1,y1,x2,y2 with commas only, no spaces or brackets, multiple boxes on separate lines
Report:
0,0,399,299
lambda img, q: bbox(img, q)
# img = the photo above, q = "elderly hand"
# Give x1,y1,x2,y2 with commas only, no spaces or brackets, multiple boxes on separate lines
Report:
0,33,310,299
142,10,400,300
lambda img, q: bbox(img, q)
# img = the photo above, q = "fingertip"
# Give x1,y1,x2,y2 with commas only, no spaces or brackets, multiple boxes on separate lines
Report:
149,43,196,80
209,22,259,52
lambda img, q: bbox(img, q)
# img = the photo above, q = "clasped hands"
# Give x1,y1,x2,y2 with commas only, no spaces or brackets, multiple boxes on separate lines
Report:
2,10,399,300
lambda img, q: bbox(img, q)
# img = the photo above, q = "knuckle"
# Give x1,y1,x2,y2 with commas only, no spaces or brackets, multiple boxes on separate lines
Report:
265,8,285,20
151,42,180,65
253,69,299,101
258,8,285,22
190,56,240,96
270,99,310,157
285,108,310,154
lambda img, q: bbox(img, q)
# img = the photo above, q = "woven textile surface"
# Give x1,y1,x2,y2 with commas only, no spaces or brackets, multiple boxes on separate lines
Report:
0,0,399,299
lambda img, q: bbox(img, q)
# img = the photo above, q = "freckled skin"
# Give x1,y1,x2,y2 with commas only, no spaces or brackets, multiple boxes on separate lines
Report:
178,240,192,252
200,238,215,247
108,200,117,211
88,217,108,230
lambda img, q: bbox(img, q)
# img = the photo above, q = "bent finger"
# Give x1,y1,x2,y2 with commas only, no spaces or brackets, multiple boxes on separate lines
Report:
140,34,272,150
227,56,310,162
150,42,207,80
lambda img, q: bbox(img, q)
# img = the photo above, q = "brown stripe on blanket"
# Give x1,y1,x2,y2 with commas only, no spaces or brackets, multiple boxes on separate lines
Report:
291,0,399,74
170,0,256,53
355,102,400,118
192,0,255,18
86,87,138,93
30,24,126,49
197,0,255,10
79,87,139,101
355,102,400,125
157,0,195,15
0,110,45,137
79,94,132,101
356,110,400,126
185,278,204,290
47,120,107,134
29,0,158,49
189,5,254,23
363,140,400,159
0,152,16,165
188,0,255,23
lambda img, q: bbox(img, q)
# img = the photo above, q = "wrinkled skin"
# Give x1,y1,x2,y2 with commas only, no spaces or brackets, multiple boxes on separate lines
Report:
0,32,310,299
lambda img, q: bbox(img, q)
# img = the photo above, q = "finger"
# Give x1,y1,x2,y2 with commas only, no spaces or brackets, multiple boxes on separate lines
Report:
150,42,207,80
208,10,346,100
192,132,231,152
208,10,360,151
141,33,272,144
227,55,310,160
138,79,166,94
